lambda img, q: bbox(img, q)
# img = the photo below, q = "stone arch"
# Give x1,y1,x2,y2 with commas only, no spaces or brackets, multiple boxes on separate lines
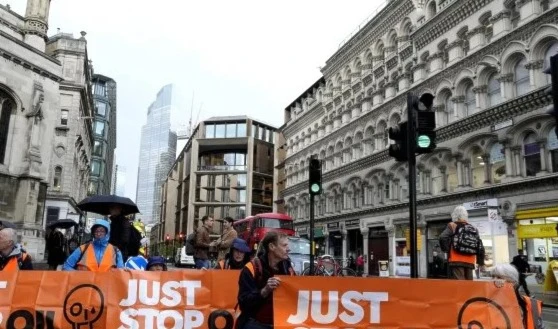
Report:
0,84,23,113
500,41,528,74
374,40,385,58
386,29,398,49
478,11,492,26
457,133,499,158
527,24,558,61
434,79,453,96
400,17,413,36
389,112,401,127
453,68,475,93
506,114,549,145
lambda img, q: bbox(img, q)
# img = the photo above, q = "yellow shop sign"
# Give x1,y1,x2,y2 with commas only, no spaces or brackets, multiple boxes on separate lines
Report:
518,224,558,239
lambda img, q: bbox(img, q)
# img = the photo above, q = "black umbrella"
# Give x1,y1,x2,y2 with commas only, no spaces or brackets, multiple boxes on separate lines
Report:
47,219,78,230
0,220,16,230
77,195,140,216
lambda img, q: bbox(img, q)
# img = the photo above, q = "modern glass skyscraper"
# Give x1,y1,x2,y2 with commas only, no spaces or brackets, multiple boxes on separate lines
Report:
136,85,177,224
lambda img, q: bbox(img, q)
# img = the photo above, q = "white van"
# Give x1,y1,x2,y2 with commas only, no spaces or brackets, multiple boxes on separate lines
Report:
175,246,196,268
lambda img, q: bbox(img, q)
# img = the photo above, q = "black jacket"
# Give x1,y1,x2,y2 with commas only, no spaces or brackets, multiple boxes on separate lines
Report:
237,252,293,324
109,215,139,260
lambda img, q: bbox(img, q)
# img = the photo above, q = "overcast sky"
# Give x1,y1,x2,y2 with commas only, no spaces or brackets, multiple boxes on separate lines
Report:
9,0,384,200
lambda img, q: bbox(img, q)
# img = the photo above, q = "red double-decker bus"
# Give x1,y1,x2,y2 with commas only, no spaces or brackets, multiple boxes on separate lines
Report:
233,213,295,251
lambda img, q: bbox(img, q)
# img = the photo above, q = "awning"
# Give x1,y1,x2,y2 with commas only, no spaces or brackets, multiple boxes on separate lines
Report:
515,207,558,220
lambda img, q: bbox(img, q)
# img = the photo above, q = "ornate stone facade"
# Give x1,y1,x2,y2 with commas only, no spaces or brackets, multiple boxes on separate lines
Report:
0,1,62,259
278,0,558,277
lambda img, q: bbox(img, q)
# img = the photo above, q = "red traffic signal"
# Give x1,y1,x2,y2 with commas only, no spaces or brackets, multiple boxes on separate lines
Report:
166,234,170,240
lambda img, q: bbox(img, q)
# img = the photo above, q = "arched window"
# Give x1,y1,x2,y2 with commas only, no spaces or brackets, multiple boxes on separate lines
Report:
427,1,437,19
487,73,501,107
53,166,63,191
548,128,558,172
0,91,15,164
490,143,505,183
515,58,530,96
447,162,458,192
544,43,558,84
464,84,476,115
523,133,541,176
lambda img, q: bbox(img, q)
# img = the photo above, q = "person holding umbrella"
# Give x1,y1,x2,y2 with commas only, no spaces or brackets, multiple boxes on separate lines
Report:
77,195,142,262
63,219,124,272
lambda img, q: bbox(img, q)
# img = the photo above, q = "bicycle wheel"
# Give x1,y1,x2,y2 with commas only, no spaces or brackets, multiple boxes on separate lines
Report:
302,266,326,276
339,267,358,277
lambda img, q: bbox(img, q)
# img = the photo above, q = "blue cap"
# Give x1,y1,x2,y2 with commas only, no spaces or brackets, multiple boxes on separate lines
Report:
147,256,167,270
232,238,251,253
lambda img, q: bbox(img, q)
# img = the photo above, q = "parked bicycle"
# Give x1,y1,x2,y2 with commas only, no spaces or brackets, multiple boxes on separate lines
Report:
301,255,358,276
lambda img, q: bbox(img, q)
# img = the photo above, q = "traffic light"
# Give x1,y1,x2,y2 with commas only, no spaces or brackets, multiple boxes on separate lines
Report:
411,93,436,154
545,53,558,138
388,121,408,162
308,158,322,195
165,234,170,245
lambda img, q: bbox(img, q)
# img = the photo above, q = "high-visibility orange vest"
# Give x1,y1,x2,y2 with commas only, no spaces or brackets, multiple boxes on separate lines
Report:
523,296,543,329
1,253,28,271
76,244,117,272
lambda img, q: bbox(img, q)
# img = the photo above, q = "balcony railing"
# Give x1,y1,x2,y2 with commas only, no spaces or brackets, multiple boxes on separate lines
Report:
197,165,247,171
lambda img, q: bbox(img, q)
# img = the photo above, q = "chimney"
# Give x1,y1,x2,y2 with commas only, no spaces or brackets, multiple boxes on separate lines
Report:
23,0,52,52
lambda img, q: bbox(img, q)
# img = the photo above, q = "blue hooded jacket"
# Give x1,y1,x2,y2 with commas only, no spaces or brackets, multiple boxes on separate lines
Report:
63,219,124,271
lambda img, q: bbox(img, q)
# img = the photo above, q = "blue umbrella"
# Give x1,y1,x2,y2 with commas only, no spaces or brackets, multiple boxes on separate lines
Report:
77,195,140,216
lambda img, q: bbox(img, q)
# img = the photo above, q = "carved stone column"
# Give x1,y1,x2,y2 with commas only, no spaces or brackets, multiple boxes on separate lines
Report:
451,96,465,120
455,154,464,187
440,165,447,192
502,139,514,178
473,85,487,112
361,227,369,276
538,139,548,173
462,159,471,187
412,63,427,83
526,60,545,89
341,227,348,260
489,10,512,38
512,146,522,177
429,52,444,74
498,74,514,101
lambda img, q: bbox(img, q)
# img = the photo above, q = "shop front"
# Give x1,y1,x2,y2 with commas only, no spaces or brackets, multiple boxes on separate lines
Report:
345,219,362,261
515,206,558,280
327,222,343,257
426,221,449,278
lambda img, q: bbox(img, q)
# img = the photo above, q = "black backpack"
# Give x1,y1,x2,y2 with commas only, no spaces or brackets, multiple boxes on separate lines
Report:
185,231,197,256
452,223,480,255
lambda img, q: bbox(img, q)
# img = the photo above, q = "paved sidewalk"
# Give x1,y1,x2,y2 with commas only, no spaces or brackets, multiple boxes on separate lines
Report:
529,284,558,308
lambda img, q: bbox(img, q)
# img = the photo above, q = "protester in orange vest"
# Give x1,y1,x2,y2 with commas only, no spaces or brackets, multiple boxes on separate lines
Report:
215,238,251,270
0,228,33,271
492,264,543,329
63,219,124,272
439,205,485,280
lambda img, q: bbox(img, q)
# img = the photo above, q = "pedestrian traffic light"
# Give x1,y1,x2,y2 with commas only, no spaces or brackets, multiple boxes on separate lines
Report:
411,93,436,154
388,121,408,162
545,53,558,138
308,158,322,195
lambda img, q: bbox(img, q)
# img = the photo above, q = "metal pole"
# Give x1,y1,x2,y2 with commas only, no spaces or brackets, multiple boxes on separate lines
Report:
309,193,315,275
407,93,418,278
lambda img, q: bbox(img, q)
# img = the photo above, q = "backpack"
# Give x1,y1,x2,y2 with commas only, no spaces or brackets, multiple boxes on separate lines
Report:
452,223,480,255
522,295,544,329
185,231,197,256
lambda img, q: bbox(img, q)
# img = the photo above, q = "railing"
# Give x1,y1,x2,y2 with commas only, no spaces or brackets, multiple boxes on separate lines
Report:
197,165,247,171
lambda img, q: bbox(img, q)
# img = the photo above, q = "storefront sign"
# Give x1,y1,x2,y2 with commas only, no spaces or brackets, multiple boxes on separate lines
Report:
463,199,498,210
518,224,558,239
378,260,390,277
297,227,308,234
327,222,340,231
487,208,499,222
345,219,360,228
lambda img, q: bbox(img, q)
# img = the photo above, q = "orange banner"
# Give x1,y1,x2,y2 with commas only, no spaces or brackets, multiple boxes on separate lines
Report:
0,271,523,329
274,276,523,329
0,270,240,329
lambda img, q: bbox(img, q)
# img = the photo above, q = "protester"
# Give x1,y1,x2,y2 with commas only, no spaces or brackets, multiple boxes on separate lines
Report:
237,231,295,329
147,256,168,271
67,238,78,254
45,228,66,270
215,238,251,270
108,206,141,261
194,215,214,269
63,219,124,271
439,205,485,280
356,254,364,275
214,216,238,261
512,250,531,297
0,228,33,271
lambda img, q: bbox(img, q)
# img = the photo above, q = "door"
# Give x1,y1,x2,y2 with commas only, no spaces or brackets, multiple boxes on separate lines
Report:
368,228,389,276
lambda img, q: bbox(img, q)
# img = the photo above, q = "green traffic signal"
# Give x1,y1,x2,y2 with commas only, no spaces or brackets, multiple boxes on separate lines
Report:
417,135,431,148
310,183,321,193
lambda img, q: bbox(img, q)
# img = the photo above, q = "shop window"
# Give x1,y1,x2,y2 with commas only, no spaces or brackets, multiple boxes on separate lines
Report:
515,57,530,97
53,166,62,191
471,148,485,187
523,133,541,176
205,124,215,138
60,110,69,125
490,143,506,183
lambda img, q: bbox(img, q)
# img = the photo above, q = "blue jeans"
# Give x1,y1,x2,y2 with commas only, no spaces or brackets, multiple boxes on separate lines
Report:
195,258,210,269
